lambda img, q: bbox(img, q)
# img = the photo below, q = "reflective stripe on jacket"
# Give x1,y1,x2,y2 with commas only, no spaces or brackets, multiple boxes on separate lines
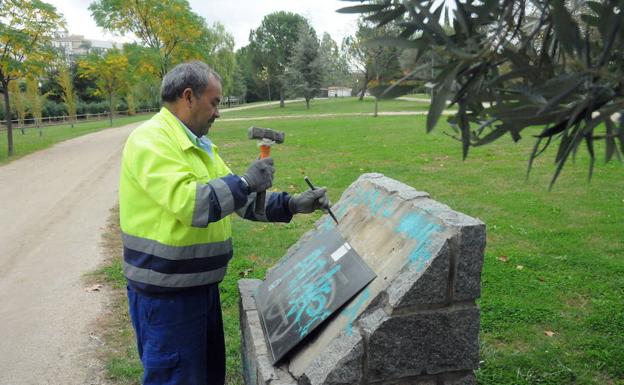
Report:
119,107,292,293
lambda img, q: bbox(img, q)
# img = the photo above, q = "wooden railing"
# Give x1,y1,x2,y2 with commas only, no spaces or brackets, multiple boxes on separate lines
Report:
0,108,160,132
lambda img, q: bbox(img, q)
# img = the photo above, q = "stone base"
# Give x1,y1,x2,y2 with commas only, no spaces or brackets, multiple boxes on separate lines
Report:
239,280,477,385
238,174,485,385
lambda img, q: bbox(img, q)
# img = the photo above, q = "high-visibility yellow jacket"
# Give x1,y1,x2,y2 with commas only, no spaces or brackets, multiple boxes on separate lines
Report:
119,107,292,293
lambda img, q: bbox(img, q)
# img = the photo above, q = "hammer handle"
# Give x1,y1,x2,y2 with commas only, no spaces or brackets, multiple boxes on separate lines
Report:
255,145,271,216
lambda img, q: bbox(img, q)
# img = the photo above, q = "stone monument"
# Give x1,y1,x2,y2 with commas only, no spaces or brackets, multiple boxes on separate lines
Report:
239,173,486,385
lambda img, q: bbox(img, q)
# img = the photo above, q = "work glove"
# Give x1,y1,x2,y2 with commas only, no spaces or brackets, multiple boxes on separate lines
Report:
288,188,331,214
242,158,274,193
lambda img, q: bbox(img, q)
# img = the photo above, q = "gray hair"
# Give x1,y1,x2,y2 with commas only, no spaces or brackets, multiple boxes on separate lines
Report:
160,61,221,102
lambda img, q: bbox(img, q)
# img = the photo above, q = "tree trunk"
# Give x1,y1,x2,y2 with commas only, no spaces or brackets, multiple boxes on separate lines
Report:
279,88,285,108
374,97,379,117
108,93,113,126
358,79,368,101
306,97,310,109
2,80,13,156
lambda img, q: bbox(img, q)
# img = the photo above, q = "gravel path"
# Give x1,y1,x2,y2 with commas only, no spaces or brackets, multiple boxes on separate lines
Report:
0,122,139,385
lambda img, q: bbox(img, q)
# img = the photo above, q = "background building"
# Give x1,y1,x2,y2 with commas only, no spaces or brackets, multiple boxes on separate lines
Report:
53,31,115,61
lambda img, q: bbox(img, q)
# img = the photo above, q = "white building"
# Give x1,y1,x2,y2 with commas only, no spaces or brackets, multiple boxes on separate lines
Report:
53,31,116,60
327,86,352,97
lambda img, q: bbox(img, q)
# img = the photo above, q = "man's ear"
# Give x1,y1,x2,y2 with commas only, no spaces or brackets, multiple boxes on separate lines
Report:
182,88,194,107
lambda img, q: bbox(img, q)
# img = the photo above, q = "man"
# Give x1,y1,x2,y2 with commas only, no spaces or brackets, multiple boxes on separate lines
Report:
119,61,329,385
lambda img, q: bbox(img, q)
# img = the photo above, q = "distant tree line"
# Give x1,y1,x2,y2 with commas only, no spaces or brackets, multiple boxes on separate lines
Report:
1,0,421,156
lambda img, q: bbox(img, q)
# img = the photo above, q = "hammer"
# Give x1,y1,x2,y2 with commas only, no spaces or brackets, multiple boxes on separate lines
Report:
248,126,285,215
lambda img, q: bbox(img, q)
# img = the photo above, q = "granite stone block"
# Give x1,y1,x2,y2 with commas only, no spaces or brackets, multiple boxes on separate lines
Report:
453,224,486,301
298,329,364,385
367,307,480,380
386,239,451,309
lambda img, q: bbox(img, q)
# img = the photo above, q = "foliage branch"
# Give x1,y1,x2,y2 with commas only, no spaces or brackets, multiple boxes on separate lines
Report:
339,0,624,187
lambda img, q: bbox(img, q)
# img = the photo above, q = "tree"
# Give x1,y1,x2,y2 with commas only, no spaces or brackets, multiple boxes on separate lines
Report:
344,21,376,101
8,80,26,133
230,60,247,102
78,49,129,126
345,19,402,110
248,12,310,107
285,25,323,109
89,0,204,79
57,65,77,126
0,0,64,155
235,46,264,102
188,22,237,96
339,0,624,187
25,76,44,135
122,43,161,112
319,33,352,87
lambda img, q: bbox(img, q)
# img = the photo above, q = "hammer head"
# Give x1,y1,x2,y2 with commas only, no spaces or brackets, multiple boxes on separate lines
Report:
248,126,285,144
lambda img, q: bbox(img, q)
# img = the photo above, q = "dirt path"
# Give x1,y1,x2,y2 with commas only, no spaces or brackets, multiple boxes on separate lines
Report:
0,122,140,385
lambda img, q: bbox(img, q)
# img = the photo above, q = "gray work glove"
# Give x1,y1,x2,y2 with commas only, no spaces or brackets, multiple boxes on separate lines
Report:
288,188,331,214
242,158,274,193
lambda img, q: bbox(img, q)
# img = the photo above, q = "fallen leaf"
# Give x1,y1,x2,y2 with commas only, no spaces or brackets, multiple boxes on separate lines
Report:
89,333,104,345
85,284,103,292
544,330,555,337
497,255,509,262
516,265,524,270
538,276,545,282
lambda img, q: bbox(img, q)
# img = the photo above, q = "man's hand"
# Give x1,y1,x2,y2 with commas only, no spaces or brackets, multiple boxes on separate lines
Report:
288,188,331,214
242,158,274,193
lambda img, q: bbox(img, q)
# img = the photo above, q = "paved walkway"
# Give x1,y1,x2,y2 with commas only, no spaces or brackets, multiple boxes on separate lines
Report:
0,122,139,385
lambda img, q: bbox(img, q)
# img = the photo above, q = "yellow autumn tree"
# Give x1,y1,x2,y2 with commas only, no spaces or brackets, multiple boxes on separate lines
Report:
25,76,46,136
78,49,129,126
8,80,26,133
56,65,77,127
89,0,203,79
0,0,65,155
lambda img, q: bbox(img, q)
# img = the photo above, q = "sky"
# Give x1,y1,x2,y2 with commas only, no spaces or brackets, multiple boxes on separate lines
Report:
46,0,361,49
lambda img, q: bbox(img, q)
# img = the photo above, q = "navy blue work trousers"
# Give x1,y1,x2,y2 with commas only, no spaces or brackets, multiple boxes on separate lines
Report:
127,284,226,385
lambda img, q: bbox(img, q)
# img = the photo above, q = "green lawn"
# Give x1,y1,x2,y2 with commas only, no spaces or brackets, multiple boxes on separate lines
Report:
219,96,430,119
95,97,623,385
0,115,149,165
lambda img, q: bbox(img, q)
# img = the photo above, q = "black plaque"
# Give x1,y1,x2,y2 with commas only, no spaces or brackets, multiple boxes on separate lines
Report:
255,227,376,363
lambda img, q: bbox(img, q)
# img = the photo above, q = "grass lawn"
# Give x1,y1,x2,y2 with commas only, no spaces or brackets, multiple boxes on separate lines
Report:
0,115,150,165
95,97,623,385
219,96,430,119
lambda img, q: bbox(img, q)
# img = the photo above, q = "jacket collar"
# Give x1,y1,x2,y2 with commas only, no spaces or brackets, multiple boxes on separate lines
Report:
157,107,220,154
158,107,194,151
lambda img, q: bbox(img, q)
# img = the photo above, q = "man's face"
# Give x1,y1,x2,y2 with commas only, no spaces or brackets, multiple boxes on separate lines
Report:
190,77,222,136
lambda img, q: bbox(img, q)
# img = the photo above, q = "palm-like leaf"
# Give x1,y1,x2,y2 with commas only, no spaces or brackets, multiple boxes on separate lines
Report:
340,0,624,187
